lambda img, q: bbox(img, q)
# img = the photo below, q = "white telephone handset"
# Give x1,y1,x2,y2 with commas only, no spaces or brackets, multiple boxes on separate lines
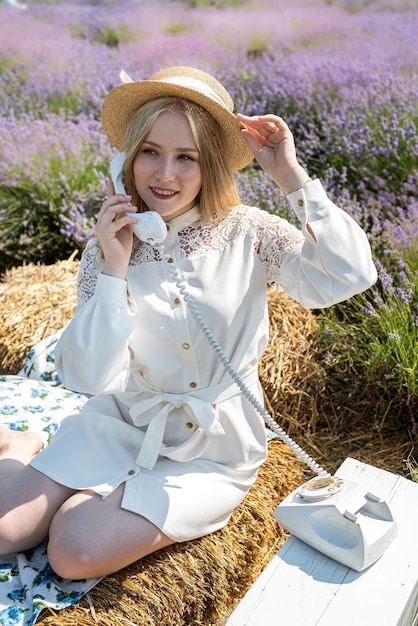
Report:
110,151,167,244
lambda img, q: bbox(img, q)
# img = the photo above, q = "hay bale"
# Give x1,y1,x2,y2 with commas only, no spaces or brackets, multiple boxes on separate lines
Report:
0,258,79,374
0,262,314,624
259,283,325,438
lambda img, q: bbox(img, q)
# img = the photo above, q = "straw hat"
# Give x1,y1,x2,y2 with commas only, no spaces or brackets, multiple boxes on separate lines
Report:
101,66,254,171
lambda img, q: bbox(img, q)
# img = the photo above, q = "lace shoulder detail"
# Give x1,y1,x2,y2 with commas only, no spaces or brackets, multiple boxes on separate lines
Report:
233,205,304,281
177,205,304,281
76,238,103,308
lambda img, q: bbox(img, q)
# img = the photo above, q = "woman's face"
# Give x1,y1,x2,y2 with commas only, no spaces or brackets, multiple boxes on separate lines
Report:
133,110,202,222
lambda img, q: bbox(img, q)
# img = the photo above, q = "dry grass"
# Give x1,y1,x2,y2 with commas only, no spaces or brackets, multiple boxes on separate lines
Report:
0,260,413,624
0,256,78,373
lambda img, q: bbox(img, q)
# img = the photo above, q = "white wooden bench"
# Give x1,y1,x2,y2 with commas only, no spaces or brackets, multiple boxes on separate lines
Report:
227,457,418,626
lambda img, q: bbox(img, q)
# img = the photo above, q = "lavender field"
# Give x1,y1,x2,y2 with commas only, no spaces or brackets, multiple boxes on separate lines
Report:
0,0,417,454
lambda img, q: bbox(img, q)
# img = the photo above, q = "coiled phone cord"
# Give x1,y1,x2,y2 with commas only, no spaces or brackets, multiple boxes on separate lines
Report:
153,240,330,478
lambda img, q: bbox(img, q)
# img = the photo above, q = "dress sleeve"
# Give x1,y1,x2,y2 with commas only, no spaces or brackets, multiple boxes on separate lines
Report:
55,240,136,395
257,179,377,308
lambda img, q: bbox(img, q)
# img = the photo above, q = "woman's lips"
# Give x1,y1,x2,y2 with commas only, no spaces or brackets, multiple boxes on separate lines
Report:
150,187,178,199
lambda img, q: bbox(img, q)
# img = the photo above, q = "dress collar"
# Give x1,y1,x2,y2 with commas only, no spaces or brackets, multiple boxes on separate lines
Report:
165,205,201,235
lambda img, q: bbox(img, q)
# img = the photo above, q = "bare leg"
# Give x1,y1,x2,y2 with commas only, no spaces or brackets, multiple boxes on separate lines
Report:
0,424,42,483
48,485,176,579
0,425,76,554
0,426,175,575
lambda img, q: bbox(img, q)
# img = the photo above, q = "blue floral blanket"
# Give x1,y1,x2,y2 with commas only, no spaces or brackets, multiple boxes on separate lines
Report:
0,363,102,625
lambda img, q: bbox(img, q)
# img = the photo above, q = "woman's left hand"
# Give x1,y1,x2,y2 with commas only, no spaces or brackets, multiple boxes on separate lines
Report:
237,113,309,194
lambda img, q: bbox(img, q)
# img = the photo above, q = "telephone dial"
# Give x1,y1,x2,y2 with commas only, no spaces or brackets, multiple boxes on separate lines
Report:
110,151,397,572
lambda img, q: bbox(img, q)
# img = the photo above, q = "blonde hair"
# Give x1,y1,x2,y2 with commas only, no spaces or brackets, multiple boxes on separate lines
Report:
121,97,240,222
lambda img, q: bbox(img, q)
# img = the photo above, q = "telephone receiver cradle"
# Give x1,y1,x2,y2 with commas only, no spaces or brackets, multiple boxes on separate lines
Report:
274,474,397,571
108,151,398,572
110,151,167,244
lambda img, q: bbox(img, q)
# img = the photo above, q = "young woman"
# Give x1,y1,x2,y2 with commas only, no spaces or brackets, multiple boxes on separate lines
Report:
0,66,377,580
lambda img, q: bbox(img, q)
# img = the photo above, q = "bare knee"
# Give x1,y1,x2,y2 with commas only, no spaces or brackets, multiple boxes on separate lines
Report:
47,492,112,579
47,535,96,580
48,488,176,579
47,517,94,580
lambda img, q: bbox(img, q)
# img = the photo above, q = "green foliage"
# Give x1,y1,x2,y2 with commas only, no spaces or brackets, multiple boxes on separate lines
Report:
246,37,269,59
316,263,418,432
44,91,85,116
0,150,106,270
406,452,418,482
164,21,188,35
70,24,133,47
0,184,60,268
404,238,418,280
343,4,362,14
340,108,417,197
0,181,96,270
93,25,133,47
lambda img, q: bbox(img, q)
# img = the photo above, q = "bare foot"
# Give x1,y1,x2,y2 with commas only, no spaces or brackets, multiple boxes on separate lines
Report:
0,424,42,463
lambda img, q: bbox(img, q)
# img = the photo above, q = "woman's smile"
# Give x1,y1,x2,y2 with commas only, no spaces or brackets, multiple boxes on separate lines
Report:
150,187,179,198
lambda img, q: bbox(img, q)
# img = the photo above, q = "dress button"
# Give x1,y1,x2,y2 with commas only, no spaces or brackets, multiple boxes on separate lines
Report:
174,297,180,305
190,382,197,388
167,258,174,263
182,343,190,350
186,422,194,429
128,470,136,476
298,199,304,207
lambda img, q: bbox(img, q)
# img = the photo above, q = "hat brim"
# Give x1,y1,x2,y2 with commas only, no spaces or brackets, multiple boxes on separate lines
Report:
101,80,254,171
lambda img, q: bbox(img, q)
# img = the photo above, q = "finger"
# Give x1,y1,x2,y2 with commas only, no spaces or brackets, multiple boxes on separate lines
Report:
105,179,116,199
95,212,137,239
104,180,134,206
97,190,135,223
238,113,286,125
240,123,285,152
238,114,289,136
240,126,265,154
101,202,137,227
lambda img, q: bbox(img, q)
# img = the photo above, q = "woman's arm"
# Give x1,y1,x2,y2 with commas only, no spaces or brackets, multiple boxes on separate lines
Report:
239,113,377,307
55,178,139,395
278,179,377,308
55,271,136,395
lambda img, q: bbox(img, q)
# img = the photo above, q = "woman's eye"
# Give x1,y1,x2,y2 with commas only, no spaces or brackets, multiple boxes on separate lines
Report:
142,148,156,156
179,154,194,161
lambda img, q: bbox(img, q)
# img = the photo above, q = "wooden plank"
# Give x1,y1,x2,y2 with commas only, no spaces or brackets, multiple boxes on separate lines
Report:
227,458,418,626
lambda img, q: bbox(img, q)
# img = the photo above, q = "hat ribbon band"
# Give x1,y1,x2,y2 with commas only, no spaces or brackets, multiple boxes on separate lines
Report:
157,76,229,110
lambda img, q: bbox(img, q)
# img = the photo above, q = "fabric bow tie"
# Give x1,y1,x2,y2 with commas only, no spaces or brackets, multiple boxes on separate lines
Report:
129,391,225,470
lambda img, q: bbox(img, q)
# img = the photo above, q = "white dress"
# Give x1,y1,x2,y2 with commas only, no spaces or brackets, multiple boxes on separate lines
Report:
30,180,377,541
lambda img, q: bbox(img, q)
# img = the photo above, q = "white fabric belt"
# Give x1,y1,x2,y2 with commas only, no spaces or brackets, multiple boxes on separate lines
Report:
128,370,259,470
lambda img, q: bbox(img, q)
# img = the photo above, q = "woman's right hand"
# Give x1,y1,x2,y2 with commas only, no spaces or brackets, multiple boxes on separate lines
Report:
95,180,138,279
